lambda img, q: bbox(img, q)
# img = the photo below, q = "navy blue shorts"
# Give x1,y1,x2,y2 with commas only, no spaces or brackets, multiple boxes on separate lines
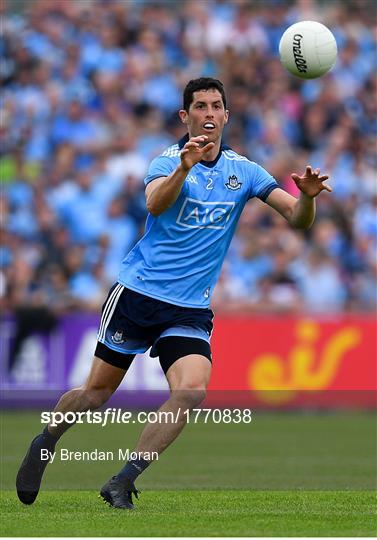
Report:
96,284,214,359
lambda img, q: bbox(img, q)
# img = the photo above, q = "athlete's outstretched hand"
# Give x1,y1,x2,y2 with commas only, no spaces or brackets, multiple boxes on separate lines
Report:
180,136,215,171
291,165,332,198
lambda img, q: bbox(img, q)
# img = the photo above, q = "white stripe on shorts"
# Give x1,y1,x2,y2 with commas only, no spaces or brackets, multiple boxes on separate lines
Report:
97,283,124,342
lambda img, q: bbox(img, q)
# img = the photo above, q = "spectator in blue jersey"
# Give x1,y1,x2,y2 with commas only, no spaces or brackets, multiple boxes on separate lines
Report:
16,78,331,510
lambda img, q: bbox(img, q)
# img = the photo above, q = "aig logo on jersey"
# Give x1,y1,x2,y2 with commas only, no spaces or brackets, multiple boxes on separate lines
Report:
225,174,242,190
177,198,235,230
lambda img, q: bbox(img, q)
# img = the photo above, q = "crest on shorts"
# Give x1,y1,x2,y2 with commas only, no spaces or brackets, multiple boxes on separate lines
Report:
225,174,242,190
111,330,125,344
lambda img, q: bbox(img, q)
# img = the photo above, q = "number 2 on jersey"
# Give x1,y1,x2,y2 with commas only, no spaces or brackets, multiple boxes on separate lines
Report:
206,178,213,190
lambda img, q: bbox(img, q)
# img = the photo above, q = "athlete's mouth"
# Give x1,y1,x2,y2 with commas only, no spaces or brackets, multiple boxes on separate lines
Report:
202,122,216,131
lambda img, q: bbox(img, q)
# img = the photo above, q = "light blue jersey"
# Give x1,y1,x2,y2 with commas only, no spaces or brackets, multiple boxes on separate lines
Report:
118,135,279,308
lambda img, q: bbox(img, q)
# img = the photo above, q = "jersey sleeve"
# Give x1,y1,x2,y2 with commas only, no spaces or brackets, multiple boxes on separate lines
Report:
144,155,177,186
248,163,279,201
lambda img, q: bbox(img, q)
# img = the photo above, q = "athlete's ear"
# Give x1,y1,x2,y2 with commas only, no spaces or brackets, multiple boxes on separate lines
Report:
179,109,188,124
224,110,229,124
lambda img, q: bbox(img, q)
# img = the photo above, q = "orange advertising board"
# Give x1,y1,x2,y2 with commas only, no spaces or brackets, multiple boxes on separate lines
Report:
208,316,376,408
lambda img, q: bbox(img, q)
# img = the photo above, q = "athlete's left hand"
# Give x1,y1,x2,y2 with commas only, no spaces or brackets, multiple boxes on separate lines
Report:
291,165,332,198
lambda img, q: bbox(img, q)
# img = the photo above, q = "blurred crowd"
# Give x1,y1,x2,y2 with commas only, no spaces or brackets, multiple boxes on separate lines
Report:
1,0,376,317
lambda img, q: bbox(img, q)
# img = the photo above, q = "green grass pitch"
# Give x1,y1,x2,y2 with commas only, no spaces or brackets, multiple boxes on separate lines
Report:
1,410,376,536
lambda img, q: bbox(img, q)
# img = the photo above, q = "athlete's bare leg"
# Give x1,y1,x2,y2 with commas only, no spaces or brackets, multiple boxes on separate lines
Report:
48,356,129,438
16,356,129,505
100,354,211,509
133,354,211,456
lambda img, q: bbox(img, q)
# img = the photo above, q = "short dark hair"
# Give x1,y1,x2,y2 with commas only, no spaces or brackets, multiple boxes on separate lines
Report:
183,78,227,112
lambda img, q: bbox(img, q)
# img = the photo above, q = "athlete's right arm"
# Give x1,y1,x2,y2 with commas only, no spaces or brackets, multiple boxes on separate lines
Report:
145,165,189,217
145,135,214,216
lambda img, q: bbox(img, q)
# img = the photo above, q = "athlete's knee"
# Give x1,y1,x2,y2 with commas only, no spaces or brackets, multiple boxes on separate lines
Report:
80,385,113,410
172,383,207,409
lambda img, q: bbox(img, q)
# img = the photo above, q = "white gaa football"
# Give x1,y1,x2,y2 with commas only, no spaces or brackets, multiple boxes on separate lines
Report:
279,20,337,79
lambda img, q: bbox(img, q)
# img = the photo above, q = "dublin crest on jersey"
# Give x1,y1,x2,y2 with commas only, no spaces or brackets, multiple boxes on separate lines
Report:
111,331,125,344
225,174,242,190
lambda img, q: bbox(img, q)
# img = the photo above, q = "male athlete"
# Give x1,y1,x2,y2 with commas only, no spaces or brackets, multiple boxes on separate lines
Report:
16,78,331,509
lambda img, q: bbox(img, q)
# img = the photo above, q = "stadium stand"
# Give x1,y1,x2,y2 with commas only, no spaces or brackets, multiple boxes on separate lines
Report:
1,0,376,316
